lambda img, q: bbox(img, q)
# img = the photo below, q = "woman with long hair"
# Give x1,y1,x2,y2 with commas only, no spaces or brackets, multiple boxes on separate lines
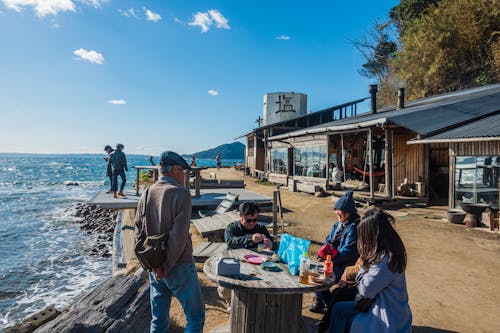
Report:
329,208,412,333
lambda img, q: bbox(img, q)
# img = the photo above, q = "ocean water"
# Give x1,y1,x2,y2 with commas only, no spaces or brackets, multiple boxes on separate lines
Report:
0,154,242,330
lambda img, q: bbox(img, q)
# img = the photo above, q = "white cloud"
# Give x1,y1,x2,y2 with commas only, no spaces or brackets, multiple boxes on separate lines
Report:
189,9,230,33
118,7,136,18
276,35,291,41
107,99,126,105
208,9,229,30
174,17,182,24
1,0,106,16
2,0,76,16
208,89,218,96
74,48,104,64
144,7,161,22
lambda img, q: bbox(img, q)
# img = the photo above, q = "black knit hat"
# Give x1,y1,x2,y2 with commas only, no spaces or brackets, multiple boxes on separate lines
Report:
333,190,357,215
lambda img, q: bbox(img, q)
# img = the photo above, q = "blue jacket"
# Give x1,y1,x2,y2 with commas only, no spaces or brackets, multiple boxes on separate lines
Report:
324,215,359,280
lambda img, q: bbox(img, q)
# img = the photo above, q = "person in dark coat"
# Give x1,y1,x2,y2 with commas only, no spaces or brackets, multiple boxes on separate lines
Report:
103,145,114,193
224,202,274,250
309,190,360,313
110,143,128,198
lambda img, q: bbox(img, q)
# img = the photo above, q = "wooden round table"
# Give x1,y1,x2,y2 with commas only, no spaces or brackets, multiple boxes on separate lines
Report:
203,248,334,333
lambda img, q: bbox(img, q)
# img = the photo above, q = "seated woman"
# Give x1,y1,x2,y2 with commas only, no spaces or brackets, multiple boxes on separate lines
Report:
309,190,360,313
329,208,412,333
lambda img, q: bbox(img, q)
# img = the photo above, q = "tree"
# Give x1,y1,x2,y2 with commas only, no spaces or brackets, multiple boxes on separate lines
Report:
391,0,500,100
353,22,398,81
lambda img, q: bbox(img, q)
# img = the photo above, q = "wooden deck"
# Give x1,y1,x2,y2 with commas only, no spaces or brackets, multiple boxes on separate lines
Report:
87,188,271,210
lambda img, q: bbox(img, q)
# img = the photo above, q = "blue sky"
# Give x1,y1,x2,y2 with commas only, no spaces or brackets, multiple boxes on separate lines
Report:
0,0,398,155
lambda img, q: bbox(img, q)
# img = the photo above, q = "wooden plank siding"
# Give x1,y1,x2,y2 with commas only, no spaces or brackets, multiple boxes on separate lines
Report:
393,130,425,188
449,141,500,156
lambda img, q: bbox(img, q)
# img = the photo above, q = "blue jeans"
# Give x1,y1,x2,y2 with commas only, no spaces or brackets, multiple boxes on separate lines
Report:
111,169,126,192
149,262,205,333
329,301,358,333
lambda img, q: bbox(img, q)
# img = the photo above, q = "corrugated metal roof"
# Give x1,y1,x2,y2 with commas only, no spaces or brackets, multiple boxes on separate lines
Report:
269,84,500,141
408,112,500,144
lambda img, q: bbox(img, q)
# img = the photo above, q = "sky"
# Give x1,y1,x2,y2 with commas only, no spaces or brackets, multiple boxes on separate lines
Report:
0,0,399,155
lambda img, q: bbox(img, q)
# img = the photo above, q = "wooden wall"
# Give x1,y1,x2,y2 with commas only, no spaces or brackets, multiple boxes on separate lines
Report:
393,130,425,187
449,141,500,156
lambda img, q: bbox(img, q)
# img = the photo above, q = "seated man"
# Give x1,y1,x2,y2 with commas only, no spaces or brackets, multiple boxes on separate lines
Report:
224,202,273,250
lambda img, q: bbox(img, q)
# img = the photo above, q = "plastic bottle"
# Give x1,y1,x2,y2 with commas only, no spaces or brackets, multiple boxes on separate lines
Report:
299,252,309,284
324,254,333,279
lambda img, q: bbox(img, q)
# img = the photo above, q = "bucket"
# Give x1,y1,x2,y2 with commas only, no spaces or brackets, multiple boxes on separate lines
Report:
446,209,466,224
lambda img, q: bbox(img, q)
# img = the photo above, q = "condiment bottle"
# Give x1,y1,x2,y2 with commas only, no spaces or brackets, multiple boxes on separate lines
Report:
299,252,309,284
324,254,333,279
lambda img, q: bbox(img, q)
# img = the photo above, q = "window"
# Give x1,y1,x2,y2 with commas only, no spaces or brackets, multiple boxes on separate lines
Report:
270,148,288,175
454,155,499,210
294,145,327,178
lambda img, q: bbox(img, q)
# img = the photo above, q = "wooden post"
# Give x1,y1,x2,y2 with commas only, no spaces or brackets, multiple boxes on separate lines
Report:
195,169,201,197
272,190,278,237
135,168,140,196
368,129,374,201
153,169,158,183
184,170,190,190
385,128,394,199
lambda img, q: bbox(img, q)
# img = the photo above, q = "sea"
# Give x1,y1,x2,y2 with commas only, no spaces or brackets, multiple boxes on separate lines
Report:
0,154,242,330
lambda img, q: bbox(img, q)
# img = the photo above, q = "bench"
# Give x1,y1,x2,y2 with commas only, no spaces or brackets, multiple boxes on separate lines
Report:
192,211,240,242
193,242,228,263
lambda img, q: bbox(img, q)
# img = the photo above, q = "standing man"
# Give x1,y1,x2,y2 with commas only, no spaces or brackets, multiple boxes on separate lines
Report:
215,154,221,171
135,151,205,333
103,145,114,193
224,202,274,250
110,143,128,198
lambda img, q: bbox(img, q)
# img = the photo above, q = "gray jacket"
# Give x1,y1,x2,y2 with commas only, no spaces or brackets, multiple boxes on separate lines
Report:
351,255,412,333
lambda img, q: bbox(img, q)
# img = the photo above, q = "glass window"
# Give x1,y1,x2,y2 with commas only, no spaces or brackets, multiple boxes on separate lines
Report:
454,155,499,210
270,148,288,175
294,145,327,178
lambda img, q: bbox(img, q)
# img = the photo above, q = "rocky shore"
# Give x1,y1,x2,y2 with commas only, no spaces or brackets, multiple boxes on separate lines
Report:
71,203,118,258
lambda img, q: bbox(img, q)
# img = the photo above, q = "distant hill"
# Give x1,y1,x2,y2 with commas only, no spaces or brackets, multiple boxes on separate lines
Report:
184,142,245,160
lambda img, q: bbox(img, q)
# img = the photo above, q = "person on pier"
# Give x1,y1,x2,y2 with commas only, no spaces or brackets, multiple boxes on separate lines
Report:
103,145,113,193
109,143,128,198
134,151,205,333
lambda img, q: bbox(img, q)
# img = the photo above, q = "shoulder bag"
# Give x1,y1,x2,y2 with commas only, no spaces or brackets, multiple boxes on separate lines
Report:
134,188,168,271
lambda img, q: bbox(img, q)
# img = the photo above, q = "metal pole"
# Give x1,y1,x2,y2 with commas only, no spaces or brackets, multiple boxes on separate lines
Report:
272,190,278,237
385,128,394,198
368,128,374,201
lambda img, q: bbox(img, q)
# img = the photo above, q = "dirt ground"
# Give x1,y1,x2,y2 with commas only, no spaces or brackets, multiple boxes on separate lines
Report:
168,167,500,333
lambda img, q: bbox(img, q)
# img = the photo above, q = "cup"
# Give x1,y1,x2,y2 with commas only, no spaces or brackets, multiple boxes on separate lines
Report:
257,243,264,253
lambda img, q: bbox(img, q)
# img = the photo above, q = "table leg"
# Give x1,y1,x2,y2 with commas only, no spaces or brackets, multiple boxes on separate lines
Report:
135,169,140,196
230,291,302,333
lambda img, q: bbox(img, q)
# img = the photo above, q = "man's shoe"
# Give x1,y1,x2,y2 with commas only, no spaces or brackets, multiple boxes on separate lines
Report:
308,298,326,313
113,193,118,199
118,191,126,197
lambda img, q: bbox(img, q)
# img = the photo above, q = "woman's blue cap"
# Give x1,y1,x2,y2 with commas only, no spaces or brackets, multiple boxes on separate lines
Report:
333,190,356,215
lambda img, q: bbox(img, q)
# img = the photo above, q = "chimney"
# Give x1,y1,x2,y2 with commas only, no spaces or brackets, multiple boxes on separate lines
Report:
369,84,378,114
397,87,405,110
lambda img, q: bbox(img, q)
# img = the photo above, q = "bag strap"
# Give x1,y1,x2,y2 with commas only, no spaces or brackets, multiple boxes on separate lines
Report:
141,187,150,237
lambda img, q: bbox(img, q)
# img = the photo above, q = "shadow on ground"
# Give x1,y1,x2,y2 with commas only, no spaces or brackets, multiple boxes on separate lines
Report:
412,326,459,333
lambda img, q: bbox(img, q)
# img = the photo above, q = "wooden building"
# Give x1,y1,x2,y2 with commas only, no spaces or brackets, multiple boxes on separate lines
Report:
410,113,500,210
260,84,500,206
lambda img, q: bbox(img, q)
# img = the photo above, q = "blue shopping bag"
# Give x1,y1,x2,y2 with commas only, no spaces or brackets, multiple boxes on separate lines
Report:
278,233,310,275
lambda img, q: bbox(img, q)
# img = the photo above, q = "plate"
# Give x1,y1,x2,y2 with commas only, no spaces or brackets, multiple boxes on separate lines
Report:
243,254,267,265
262,262,282,272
